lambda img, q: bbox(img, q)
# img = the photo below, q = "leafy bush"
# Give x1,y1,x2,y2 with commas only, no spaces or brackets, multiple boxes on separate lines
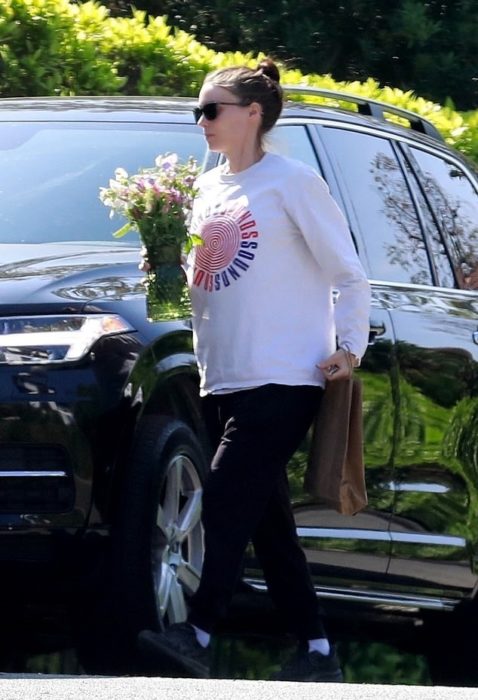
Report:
0,0,123,95
100,10,478,163
97,11,262,96
98,12,198,95
132,0,478,112
0,0,477,165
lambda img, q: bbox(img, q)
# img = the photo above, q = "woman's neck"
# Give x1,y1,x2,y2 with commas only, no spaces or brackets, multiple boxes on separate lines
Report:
224,146,265,174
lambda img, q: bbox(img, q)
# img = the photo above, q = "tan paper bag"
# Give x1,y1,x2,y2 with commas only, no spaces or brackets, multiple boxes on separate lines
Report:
303,377,367,516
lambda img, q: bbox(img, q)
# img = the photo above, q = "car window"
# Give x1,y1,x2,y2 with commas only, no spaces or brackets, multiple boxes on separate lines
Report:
402,157,456,289
410,148,478,291
0,122,206,245
322,127,433,285
266,124,320,171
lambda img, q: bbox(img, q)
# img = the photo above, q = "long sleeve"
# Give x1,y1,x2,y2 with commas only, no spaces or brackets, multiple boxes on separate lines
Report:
283,165,371,359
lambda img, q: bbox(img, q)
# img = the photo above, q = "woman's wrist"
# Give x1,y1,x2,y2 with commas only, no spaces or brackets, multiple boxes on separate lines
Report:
339,347,361,369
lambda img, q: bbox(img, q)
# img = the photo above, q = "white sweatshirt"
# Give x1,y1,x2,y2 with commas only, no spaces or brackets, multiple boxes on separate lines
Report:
187,152,371,396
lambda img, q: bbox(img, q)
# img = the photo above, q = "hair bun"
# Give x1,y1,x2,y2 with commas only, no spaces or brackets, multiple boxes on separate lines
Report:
257,58,280,84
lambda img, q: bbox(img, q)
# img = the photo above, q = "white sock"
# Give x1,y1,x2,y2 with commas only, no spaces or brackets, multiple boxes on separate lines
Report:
308,637,330,655
192,624,211,648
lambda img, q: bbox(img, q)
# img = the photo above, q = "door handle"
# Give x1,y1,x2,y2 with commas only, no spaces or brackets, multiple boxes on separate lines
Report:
369,321,386,344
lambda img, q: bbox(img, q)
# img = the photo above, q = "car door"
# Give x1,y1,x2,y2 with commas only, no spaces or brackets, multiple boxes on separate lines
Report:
317,122,478,602
382,143,478,599
248,121,397,593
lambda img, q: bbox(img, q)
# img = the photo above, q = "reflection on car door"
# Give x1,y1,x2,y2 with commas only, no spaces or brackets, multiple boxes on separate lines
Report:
384,145,478,599
319,124,478,601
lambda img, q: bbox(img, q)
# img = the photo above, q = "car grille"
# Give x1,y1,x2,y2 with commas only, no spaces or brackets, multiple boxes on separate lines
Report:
0,445,74,513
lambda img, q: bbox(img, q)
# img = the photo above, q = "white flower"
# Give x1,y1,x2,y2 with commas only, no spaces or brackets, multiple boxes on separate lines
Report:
155,153,178,170
108,178,124,191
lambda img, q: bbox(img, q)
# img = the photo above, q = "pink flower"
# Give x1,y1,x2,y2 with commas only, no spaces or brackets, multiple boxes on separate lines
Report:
101,151,199,247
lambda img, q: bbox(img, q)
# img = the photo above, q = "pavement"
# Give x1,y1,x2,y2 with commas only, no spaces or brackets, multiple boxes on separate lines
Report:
1,677,478,699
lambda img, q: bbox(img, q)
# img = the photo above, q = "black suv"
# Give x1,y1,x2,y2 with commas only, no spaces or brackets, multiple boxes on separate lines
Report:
2,91,478,675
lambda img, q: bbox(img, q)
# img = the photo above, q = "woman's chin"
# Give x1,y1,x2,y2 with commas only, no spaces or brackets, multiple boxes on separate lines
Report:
205,135,221,151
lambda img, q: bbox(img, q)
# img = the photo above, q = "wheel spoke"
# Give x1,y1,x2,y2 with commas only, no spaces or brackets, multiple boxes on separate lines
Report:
155,503,171,538
156,561,174,616
162,456,183,525
167,575,188,623
177,560,201,596
176,490,202,542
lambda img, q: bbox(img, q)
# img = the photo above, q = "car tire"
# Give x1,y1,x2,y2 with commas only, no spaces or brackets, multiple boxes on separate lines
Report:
112,415,208,644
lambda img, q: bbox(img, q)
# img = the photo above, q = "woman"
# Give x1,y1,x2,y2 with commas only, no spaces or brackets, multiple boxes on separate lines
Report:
139,58,371,682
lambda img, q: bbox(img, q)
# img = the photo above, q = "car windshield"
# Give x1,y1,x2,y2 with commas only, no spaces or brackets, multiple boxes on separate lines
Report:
0,121,207,245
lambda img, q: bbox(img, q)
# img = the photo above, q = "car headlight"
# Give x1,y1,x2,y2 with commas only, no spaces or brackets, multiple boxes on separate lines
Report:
0,315,134,365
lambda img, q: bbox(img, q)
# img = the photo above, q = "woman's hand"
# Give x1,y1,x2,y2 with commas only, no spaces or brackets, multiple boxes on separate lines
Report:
317,348,358,382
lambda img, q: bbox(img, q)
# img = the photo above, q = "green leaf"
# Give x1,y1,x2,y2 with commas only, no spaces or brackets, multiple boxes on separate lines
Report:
112,221,132,238
184,233,203,253
189,233,203,246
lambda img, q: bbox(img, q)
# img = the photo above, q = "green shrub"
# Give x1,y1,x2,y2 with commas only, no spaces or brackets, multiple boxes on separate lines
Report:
99,12,191,95
0,0,477,165
0,0,123,95
131,0,478,112
96,12,262,96
154,23,478,164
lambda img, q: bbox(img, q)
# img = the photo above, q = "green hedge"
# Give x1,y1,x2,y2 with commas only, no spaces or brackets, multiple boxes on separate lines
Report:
0,0,477,165
0,0,123,94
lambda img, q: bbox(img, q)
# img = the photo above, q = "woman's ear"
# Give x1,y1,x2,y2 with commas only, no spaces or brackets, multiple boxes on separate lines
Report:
248,101,263,119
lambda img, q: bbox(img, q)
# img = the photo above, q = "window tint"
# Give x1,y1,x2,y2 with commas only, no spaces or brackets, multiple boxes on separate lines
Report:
404,159,456,288
266,125,319,171
322,128,433,285
410,148,478,290
0,123,206,244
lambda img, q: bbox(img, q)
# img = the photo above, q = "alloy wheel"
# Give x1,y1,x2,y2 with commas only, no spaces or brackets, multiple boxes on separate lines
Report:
151,452,204,626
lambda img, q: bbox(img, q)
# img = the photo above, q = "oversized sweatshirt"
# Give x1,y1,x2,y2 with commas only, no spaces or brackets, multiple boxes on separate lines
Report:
187,152,371,396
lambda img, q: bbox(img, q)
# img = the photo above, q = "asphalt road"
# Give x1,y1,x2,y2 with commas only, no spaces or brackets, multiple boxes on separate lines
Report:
2,677,478,700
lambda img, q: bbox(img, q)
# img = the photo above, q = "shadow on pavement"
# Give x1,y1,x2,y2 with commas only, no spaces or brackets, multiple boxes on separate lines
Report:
0,577,434,686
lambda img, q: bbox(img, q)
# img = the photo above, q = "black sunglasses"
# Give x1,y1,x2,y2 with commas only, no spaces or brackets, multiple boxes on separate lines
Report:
193,101,247,123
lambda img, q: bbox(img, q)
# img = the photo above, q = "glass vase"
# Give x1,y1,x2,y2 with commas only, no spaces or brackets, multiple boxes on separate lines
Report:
145,262,191,322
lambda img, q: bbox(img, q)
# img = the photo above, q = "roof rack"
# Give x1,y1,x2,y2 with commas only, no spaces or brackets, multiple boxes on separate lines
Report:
284,85,443,141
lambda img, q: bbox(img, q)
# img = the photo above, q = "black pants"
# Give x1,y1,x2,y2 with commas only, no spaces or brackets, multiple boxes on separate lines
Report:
188,383,326,641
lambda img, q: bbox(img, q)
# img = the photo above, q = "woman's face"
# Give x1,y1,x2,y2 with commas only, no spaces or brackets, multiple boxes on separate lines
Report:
196,82,260,154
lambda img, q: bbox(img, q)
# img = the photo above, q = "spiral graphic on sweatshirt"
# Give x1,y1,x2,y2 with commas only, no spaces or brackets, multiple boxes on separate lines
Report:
196,214,241,273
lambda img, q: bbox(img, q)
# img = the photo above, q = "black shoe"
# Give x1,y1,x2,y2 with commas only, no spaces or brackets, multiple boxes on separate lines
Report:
272,646,343,683
137,623,210,679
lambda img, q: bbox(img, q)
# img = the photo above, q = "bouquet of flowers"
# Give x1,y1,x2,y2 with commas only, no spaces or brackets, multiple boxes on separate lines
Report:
100,153,200,321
